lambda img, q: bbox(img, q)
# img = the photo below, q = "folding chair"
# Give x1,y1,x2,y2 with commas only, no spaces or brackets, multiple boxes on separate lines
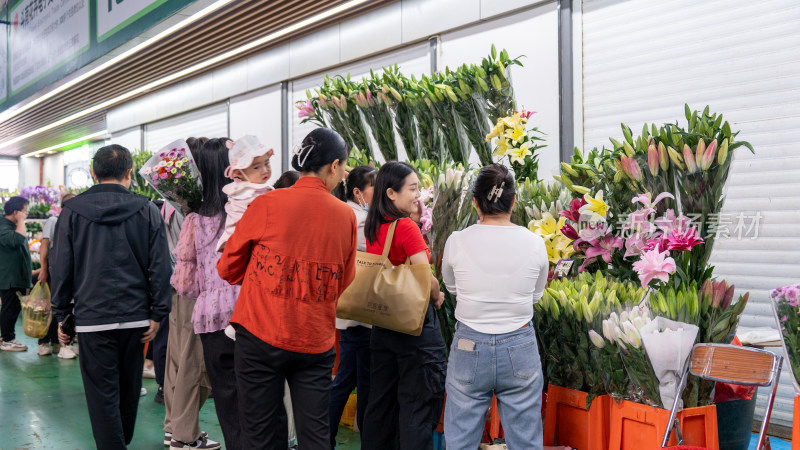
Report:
661,343,783,450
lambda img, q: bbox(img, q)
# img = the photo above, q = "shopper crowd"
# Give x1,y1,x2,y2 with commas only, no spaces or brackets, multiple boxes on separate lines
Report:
0,127,563,450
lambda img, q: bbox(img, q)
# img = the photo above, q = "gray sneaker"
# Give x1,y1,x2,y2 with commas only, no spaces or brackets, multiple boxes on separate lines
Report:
166,432,207,446
0,339,28,352
170,435,220,449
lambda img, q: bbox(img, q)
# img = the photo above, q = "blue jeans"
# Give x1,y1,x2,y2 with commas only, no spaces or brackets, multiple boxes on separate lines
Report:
444,322,544,450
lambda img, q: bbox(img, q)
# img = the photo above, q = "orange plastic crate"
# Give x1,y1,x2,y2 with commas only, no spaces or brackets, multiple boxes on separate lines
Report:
543,385,611,450
608,399,718,450
793,396,799,450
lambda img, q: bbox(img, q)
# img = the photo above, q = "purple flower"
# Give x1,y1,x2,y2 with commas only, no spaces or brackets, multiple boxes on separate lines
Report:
160,173,169,179
781,315,788,323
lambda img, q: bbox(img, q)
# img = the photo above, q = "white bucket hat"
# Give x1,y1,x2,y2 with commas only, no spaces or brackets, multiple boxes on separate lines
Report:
224,135,274,179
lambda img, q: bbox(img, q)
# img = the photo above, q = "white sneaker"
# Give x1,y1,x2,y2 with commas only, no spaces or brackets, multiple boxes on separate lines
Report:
57,346,77,359
38,343,53,356
170,435,220,449
0,339,28,352
140,387,147,397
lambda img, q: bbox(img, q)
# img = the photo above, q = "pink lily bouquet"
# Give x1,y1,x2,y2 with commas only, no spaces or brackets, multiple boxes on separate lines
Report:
139,139,203,213
558,189,704,289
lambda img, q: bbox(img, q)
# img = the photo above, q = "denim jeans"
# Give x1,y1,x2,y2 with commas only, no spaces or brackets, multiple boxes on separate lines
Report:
444,321,544,450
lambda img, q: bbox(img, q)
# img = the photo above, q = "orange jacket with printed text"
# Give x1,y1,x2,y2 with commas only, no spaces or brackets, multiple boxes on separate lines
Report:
217,177,357,354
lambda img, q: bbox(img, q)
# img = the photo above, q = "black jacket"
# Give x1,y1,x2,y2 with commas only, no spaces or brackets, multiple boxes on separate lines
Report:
50,184,172,326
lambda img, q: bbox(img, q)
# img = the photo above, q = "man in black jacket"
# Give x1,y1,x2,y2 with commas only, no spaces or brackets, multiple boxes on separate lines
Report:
51,144,172,450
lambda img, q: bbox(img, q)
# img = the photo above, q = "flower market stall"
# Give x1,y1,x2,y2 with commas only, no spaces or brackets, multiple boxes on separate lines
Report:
297,44,784,449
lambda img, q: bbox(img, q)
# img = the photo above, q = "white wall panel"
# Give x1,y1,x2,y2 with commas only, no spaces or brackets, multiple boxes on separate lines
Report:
246,45,290,91
19,157,40,187
289,26,341,78
582,0,800,429
213,63,248,103
0,159,20,190
110,126,142,152
480,0,549,19
145,103,229,151
42,153,65,187
401,0,480,43
340,3,402,62
439,2,561,177
229,85,283,185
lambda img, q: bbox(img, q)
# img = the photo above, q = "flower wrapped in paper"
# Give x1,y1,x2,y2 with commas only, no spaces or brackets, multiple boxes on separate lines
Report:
139,139,203,212
640,316,699,410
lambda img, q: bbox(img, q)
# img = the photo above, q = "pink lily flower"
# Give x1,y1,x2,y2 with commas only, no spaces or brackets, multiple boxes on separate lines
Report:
515,110,536,119
584,235,624,263
620,155,643,181
296,99,315,118
632,192,674,210
559,198,586,223
655,209,694,234
643,236,669,253
666,226,704,251
632,249,677,288
578,257,598,273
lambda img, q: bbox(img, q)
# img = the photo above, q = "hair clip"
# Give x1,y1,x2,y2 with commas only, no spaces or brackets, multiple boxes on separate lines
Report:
294,143,315,168
488,182,505,203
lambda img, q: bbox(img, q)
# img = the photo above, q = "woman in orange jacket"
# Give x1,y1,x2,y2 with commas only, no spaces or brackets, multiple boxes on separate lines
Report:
217,128,356,449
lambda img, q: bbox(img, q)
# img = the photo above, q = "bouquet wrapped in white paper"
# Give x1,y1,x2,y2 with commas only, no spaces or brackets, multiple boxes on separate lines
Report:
640,316,699,410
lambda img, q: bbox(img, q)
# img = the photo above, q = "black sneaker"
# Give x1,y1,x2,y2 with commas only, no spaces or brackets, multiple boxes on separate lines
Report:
155,386,164,404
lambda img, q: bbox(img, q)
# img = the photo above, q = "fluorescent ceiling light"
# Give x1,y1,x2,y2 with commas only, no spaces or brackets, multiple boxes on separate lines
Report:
23,130,108,158
0,0,237,125
0,0,369,152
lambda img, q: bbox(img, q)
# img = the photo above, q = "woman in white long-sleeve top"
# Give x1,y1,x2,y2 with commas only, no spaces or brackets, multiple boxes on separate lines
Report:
442,164,549,450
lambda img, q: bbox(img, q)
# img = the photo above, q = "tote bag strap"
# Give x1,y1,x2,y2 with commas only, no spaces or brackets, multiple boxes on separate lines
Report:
381,220,400,259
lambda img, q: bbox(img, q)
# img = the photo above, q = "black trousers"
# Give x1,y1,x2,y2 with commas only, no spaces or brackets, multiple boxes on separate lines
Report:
78,327,146,450
0,288,24,342
152,316,169,386
236,326,336,450
360,305,447,450
329,326,372,448
200,330,242,450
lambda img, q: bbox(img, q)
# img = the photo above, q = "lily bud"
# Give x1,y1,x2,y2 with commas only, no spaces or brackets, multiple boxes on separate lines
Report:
562,162,580,177
589,330,606,349
647,142,659,176
667,146,685,170
658,142,669,171
620,155,643,181
722,285,735,310
623,141,635,157
717,138,729,165
695,139,706,168
701,139,717,171
683,144,698,173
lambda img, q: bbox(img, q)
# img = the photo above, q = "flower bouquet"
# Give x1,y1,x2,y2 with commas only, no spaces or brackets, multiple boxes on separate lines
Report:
139,139,203,212
772,284,800,393
19,282,52,339
485,110,545,182
131,150,160,200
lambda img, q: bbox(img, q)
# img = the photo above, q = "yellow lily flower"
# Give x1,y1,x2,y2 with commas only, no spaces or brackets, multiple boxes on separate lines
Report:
505,123,526,144
508,141,532,165
485,122,505,141
500,113,521,128
492,138,511,158
528,212,566,238
579,190,609,222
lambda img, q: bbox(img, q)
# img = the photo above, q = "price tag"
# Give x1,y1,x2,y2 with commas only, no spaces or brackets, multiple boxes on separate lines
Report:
554,259,574,278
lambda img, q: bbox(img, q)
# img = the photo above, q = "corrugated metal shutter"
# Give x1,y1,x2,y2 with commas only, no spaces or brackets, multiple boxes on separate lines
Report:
290,43,430,162
145,103,229,152
581,0,800,429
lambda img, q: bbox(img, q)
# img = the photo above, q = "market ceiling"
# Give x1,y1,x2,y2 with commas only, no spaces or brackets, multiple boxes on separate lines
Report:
0,0,394,158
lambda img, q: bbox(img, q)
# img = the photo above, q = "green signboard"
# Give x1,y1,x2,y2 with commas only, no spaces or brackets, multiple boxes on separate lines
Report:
0,0,196,111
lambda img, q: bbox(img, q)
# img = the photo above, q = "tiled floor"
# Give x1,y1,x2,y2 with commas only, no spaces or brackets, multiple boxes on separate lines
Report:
0,321,361,449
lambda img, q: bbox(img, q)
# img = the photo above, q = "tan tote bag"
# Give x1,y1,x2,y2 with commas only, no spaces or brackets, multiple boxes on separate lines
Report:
336,220,432,336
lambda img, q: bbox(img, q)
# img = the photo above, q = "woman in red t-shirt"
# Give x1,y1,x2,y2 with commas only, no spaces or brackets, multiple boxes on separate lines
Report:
360,161,446,450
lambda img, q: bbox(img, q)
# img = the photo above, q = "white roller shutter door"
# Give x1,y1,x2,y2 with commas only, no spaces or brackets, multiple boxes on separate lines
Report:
145,103,229,152
290,43,430,162
581,0,800,429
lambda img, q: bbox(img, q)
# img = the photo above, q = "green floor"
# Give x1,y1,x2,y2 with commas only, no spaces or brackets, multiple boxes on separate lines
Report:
0,321,361,449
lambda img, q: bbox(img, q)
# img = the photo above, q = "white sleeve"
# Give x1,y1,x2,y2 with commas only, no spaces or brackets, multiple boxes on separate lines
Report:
532,239,549,303
442,234,457,296
42,217,57,240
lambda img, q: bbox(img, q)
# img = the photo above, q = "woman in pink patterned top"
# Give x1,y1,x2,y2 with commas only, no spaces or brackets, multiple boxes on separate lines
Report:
171,138,241,450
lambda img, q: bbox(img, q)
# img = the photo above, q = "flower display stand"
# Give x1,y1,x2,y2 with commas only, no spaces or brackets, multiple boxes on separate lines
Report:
542,384,610,450
793,396,799,450
608,399,718,450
